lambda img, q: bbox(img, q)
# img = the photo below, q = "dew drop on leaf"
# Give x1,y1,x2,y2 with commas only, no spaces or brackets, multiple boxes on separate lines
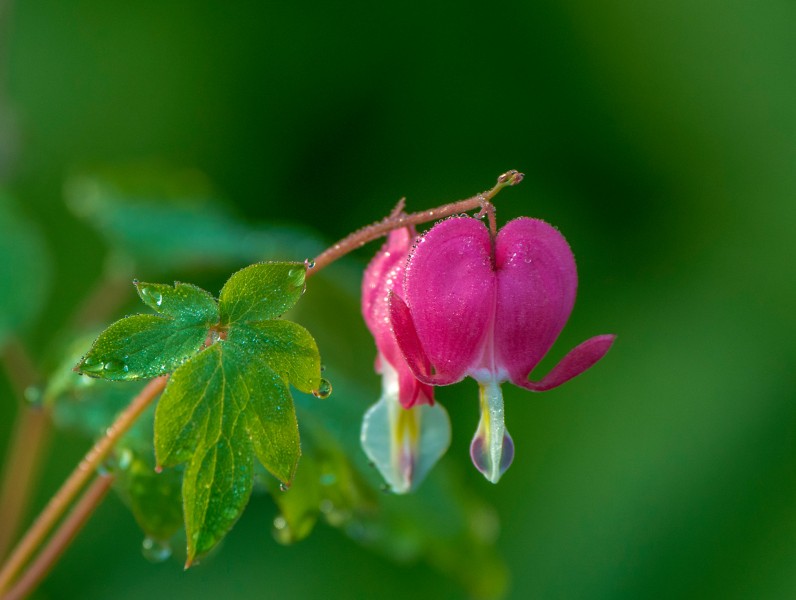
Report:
312,378,332,399
141,286,164,307
279,482,290,492
81,356,105,373
287,267,306,288
141,536,172,563
103,359,128,374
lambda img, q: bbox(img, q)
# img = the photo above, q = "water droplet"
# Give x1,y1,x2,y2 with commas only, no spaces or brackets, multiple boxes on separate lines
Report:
117,448,133,471
304,258,316,269
103,359,128,374
312,378,332,399
223,507,238,520
287,267,306,288
142,536,172,563
273,515,287,530
139,285,163,307
279,482,290,492
81,356,105,373
23,386,42,405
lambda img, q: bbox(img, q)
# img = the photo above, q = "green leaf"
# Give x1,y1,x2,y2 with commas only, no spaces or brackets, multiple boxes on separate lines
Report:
76,314,211,380
155,321,320,563
112,431,184,545
134,280,217,320
0,192,52,345
76,281,219,381
46,336,183,546
229,321,321,394
219,262,307,324
64,167,323,272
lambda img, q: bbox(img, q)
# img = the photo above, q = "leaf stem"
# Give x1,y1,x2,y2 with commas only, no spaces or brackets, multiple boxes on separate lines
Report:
0,406,51,561
0,337,48,561
309,170,523,275
3,473,115,600
0,376,167,595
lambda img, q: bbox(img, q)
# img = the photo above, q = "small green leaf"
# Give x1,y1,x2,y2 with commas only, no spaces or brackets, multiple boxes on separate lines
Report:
112,438,184,545
155,330,317,563
76,314,211,380
219,262,307,324
76,281,219,381
134,280,217,320
229,321,321,394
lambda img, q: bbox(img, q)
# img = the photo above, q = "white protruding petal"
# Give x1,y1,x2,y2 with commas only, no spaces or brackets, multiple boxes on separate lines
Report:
470,379,514,483
361,361,451,493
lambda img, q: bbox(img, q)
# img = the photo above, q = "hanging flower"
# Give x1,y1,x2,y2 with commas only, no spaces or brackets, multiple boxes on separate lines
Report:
360,227,451,493
389,216,615,483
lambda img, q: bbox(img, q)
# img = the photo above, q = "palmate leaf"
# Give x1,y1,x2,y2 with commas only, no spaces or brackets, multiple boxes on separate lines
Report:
73,261,321,564
76,281,218,380
154,262,321,564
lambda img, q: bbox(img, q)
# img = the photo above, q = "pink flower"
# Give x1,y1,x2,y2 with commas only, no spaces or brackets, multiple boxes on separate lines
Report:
389,216,615,483
360,228,451,493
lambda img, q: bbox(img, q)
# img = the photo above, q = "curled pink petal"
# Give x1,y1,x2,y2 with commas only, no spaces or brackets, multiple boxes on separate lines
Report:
362,228,433,407
389,293,461,389
403,217,495,382
515,334,616,392
493,218,578,384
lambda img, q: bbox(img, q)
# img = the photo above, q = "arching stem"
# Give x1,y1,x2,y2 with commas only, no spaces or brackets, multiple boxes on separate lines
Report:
310,170,523,274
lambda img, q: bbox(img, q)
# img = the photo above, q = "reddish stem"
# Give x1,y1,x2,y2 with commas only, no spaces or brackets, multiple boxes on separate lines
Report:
3,473,115,600
0,377,167,595
310,170,523,274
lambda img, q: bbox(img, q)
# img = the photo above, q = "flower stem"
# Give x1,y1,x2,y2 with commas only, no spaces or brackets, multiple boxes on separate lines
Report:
0,338,48,561
0,406,51,561
3,473,115,600
0,376,168,595
310,170,523,274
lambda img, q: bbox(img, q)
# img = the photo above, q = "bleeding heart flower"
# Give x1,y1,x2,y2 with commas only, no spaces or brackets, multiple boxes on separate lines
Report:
389,216,615,483
360,228,451,493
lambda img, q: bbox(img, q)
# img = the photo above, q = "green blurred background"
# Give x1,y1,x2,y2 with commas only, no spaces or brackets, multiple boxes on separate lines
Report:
1,0,795,598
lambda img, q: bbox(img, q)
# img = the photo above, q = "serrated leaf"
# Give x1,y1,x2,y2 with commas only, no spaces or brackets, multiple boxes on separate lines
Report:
219,262,307,324
229,321,320,393
45,336,183,545
76,314,212,381
134,280,217,320
155,323,320,563
0,192,51,345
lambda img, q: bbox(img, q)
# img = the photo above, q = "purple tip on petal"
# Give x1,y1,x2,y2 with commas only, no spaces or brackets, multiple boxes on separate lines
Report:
471,429,514,483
